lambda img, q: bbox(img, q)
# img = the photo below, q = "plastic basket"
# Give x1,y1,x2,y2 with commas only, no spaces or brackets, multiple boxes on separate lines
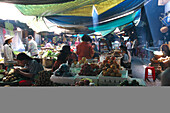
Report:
98,70,128,86
50,75,76,85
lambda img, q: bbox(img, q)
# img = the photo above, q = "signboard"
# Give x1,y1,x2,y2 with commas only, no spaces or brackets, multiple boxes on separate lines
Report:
158,0,169,6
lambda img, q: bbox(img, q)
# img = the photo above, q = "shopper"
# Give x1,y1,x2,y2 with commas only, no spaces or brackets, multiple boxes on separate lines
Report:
45,40,54,48
3,35,15,66
126,39,132,53
14,53,44,86
52,45,77,72
132,39,137,56
76,34,94,61
91,43,99,59
27,35,39,57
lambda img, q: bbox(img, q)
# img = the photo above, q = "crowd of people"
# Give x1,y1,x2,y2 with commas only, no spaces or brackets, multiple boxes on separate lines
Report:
2,33,170,86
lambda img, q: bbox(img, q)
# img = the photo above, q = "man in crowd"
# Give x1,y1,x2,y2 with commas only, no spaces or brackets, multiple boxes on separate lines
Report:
27,35,39,57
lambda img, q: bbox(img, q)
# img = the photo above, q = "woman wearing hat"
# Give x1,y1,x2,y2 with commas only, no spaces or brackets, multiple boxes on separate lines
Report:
52,45,77,72
3,35,15,65
76,34,94,61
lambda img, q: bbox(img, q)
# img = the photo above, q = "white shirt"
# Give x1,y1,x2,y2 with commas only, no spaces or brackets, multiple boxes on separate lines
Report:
45,43,54,48
28,39,38,56
126,41,131,50
4,44,14,65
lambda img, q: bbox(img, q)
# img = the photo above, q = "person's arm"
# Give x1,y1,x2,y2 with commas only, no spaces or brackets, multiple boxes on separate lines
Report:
14,68,34,78
52,60,61,72
27,42,31,52
76,45,80,55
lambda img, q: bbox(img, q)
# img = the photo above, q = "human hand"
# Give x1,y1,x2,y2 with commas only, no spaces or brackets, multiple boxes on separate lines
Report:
14,68,21,74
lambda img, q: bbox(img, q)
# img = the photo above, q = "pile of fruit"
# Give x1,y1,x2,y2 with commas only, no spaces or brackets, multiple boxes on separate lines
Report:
99,56,122,77
1,69,18,82
78,63,101,76
54,63,73,77
71,57,88,68
74,79,95,86
2,75,18,82
34,70,54,86
119,80,140,86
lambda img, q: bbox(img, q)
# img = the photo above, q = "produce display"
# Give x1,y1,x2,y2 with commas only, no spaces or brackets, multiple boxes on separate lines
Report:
75,78,94,86
119,80,140,86
99,56,122,77
2,74,18,82
54,63,73,77
78,63,101,76
34,70,54,86
1,69,18,82
40,50,59,59
71,57,88,68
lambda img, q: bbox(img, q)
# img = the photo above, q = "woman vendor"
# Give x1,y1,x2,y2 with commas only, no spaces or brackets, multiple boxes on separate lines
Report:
3,35,15,66
76,34,94,61
52,45,77,72
14,53,44,86
120,45,131,68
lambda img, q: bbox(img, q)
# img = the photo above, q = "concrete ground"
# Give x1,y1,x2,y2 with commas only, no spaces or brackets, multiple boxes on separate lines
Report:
131,56,161,86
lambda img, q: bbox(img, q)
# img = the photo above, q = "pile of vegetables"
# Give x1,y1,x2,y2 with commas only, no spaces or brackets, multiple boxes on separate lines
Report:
41,50,59,60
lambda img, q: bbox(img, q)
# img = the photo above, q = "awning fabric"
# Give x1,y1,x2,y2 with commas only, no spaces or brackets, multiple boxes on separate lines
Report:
88,9,141,31
14,0,145,34
45,0,144,27
0,0,75,5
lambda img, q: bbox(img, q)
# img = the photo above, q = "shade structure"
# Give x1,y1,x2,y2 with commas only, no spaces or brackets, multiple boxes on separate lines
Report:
0,0,75,5
14,0,145,34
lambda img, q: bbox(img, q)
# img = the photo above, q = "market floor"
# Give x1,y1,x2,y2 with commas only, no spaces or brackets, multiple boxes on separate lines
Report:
131,56,161,86
131,56,146,79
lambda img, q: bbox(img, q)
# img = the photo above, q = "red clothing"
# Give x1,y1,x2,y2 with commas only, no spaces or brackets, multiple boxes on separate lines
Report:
76,42,94,61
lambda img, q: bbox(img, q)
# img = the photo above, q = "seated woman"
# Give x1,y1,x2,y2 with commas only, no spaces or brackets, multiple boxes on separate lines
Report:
120,46,131,69
14,53,44,86
52,45,77,72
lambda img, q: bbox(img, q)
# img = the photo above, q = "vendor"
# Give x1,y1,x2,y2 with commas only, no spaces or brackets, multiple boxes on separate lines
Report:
160,44,170,57
76,34,94,61
14,53,44,85
120,45,131,68
3,35,15,66
52,45,77,72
